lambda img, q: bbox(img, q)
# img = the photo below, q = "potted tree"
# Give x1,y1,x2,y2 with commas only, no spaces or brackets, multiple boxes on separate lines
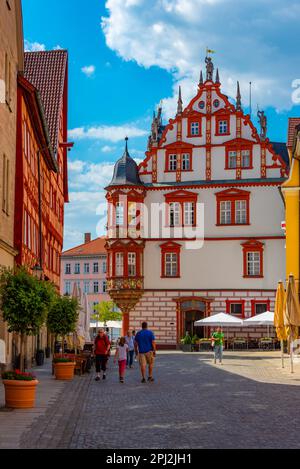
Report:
47,295,79,380
180,332,193,352
0,267,56,408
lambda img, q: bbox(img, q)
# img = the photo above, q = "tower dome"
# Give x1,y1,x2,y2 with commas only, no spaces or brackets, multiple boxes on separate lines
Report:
107,138,143,187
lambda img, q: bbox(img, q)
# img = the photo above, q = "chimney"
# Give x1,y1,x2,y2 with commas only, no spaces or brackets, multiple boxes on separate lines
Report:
84,233,91,244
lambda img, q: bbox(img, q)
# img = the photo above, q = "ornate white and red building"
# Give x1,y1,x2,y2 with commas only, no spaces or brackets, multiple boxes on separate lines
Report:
105,58,289,347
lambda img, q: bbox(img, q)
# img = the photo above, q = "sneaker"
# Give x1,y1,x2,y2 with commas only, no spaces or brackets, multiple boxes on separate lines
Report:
120,378,124,383
102,374,106,380
95,376,100,381
148,377,154,382
141,378,146,383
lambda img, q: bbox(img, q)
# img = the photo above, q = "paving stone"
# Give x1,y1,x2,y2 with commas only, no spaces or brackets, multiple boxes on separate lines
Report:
1,352,300,448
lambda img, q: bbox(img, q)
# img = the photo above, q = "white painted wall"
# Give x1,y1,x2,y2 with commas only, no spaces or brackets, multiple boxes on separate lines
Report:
143,238,285,290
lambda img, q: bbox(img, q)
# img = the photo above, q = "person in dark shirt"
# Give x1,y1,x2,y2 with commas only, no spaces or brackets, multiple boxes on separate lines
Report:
134,322,156,383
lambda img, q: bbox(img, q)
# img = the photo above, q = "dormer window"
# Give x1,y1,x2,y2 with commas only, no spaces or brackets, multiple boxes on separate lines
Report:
225,146,253,170
242,149,251,168
228,151,237,169
219,120,228,134
215,114,230,136
191,122,200,136
169,154,177,171
181,153,191,171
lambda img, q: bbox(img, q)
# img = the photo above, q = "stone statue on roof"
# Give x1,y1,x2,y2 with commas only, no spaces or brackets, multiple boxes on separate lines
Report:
205,56,214,81
257,110,267,140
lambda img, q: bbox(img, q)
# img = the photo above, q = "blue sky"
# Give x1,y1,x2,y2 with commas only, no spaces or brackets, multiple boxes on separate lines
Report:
22,0,300,250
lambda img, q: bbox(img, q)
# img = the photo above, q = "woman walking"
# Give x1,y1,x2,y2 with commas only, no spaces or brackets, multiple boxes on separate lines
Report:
114,337,128,383
94,328,111,381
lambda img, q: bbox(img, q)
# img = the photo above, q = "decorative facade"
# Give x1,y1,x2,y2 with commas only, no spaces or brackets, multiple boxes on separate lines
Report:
15,50,71,288
0,0,24,367
106,58,288,346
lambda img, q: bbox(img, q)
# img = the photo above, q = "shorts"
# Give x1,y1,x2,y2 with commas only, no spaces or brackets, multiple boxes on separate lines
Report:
139,351,154,366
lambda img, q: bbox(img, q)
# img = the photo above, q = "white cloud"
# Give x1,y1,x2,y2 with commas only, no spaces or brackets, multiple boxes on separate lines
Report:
53,45,63,50
101,0,300,111
24,40,46,52
68,124,148,142
101,145,116,153
68,160,115,191
81,65,96,77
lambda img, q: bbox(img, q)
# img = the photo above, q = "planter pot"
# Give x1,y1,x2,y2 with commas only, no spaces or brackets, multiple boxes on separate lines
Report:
180,344,192,352
3,379,39,409
35,350,45,366
54,362,75,380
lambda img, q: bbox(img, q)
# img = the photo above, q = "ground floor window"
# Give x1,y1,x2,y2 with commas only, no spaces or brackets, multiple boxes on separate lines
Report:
251,300,270,316
226,300,245,318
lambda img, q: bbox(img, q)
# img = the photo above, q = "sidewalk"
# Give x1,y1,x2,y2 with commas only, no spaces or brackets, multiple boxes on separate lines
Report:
0,360,67,449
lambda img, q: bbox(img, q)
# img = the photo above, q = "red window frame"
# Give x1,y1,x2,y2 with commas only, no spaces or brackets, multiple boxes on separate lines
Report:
216,189,250,226
215,114,230,136
187,116,202,138
241,240,264,278
108,241,143,278
160,241,181,278
251,300,270,317
165,150,193,173
165,191,198,227
226,300,245,318
225,146,253,170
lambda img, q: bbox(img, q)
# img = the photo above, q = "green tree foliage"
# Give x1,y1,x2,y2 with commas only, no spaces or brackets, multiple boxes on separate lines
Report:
92,301,122,325
0,267,56,335
47,295,79,353
0,267,57,371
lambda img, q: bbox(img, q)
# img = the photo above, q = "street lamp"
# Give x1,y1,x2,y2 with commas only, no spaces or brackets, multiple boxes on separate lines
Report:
32,263,44,281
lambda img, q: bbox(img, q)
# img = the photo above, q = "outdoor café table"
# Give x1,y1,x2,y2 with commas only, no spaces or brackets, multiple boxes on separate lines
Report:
259,339,275,351
198,340,212,352
232,339,248,351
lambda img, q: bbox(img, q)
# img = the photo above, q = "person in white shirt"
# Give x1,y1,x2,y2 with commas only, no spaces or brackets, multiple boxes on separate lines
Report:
114,337,128,384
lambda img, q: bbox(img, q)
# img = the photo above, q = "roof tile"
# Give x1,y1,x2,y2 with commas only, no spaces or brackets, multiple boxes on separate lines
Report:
62,237,106,257
24,50,68,153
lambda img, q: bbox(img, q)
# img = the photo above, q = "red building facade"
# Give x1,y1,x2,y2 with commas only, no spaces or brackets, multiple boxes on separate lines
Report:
15,50,70,288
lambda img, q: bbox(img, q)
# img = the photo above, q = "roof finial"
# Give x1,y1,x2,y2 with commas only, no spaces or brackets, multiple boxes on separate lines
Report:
215,68,220,84
236,81,242,111
125,136,129,154
199,70,203,86
177,86,183,115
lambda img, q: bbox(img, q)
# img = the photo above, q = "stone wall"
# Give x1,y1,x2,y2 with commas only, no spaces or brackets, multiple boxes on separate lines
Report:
129,289,276,346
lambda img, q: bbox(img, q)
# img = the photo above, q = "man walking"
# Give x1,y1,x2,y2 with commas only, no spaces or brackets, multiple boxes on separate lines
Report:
134,322,156,383
211,326,224,364
94,328,111,381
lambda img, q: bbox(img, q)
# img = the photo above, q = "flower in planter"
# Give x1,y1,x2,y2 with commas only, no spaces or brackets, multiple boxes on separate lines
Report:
2,370,36,381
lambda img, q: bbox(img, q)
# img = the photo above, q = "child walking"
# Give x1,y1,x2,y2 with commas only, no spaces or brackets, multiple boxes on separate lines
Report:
114,337,128,383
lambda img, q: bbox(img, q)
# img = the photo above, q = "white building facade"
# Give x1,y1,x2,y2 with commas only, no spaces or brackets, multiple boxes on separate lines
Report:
106,60,288,347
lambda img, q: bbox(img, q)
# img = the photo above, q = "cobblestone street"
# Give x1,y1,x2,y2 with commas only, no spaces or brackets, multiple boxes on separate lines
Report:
2,351,300,449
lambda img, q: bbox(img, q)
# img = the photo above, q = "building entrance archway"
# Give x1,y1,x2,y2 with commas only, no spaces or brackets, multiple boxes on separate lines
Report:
184,310,205,338
173,296,214,343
